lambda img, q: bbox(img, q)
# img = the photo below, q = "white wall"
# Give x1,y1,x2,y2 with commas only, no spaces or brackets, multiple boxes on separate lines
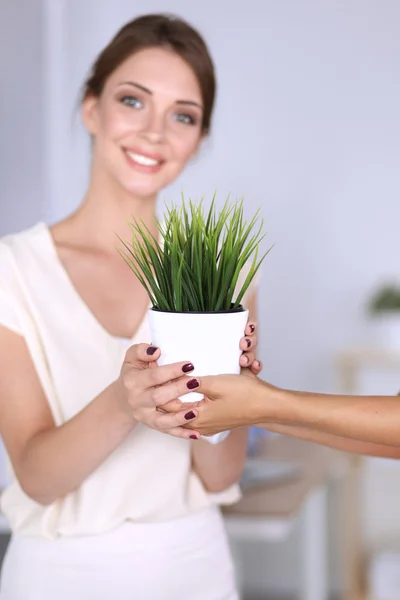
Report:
46,0,400,397
0,0,46,235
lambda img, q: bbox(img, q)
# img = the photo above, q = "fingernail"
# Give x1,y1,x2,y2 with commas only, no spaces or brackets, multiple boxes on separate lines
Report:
242,354,249,364
187,379,200,390
245,338,251,348
190,435,198,440
182,363,194,373
146,346,158,355
250,324,256,333
185,411,196,420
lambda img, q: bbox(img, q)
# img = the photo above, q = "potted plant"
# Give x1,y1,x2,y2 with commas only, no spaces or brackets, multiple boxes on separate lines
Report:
118,195,271,442
367,283,400,350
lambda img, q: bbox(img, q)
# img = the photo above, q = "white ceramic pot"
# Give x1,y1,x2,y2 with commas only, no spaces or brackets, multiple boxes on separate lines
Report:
148,306,249,444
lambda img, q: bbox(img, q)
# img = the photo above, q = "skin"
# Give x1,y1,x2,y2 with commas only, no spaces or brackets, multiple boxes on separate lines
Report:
162,368,400,460
0,47,255,504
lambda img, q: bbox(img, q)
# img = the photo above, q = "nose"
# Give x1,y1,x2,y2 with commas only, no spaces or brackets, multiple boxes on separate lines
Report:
140,109,166,144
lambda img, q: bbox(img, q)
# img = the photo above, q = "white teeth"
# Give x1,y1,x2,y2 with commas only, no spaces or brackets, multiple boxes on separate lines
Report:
126,151,160,166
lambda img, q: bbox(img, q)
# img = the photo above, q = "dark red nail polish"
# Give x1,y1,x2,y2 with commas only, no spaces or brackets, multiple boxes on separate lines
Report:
146,346,158,355
190,435,198,440
182,363,194,373
250,324,256,333
187,379,200,390
245,338,251,348
185,411,196,420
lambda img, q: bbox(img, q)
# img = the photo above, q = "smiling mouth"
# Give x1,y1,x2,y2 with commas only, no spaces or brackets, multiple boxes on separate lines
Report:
124,150,162,167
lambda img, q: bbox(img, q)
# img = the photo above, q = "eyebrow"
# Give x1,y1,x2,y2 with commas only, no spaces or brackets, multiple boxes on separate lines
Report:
118,81,203,109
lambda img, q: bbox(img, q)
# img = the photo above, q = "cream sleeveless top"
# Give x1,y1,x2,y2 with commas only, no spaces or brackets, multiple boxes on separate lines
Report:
0,222,256,540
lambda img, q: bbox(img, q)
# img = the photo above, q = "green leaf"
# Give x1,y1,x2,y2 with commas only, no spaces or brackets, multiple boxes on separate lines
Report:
117,193,272,312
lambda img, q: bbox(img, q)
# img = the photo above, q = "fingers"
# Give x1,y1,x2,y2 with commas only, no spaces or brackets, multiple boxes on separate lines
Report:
124,343,160,368
163,426,200,440
150,376,200,408
141,361,195,390
251,359,263,375
154,407,199,432
158,398,200,414
245,321,257,337
240,333,257,352
194,375,225,400
240,351,256,367
241,322,260,370
240,322,257,355
157,398,184,413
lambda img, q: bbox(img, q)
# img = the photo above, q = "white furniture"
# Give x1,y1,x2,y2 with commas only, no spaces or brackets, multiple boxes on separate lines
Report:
223,435,347,600
335,346,400,600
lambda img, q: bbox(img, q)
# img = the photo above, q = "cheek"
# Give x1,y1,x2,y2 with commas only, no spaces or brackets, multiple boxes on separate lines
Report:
98,105,137,141
171,131,201,163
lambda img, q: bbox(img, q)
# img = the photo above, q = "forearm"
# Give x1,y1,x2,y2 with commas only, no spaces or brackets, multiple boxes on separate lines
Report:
257,380,400,448
19,381,135,505
192,427,248,493
260,423,400,458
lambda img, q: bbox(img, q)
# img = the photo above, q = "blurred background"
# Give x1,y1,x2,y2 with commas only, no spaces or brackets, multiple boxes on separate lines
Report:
2,1,400,599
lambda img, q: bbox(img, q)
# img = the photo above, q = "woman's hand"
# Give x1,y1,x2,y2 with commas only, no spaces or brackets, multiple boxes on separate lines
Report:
153,318,264,436
239,321,263,375
183,372,268,436
118,344,201,439
159,370,272,437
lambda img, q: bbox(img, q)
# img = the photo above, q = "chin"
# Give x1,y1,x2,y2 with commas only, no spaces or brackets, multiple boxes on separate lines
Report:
120,171,180,200
123,183,160,199
112,173,162,200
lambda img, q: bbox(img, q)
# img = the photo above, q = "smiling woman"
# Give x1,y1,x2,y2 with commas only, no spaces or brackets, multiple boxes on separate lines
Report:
0,12,258,600
81,42,208,198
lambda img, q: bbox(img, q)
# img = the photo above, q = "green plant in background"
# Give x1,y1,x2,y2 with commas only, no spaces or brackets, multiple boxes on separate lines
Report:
118,195,272,312
368,284,400,315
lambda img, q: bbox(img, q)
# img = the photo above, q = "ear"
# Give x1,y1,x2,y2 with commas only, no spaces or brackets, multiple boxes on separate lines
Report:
81,94,100,135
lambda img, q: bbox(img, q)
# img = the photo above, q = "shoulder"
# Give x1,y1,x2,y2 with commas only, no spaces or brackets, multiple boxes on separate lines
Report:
0,222,49,273
0,221,47,253
0,222,48,335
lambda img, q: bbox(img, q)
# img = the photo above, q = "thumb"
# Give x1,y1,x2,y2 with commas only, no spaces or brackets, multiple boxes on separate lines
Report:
124,343,160,369
196,375,232,401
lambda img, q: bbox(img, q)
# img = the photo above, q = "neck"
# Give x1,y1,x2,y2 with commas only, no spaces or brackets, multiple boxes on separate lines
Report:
64,166,159,252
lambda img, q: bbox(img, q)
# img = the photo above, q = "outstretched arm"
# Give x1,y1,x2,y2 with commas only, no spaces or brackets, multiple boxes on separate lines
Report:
187,374,400,458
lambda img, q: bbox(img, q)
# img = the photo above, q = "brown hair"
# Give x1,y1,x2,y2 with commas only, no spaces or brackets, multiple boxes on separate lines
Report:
83,13,216,132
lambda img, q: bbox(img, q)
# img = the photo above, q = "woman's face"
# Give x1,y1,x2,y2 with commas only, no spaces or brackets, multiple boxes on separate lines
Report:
83,47,205,199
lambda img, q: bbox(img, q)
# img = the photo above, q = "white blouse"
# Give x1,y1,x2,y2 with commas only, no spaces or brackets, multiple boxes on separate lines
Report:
0,223,247,539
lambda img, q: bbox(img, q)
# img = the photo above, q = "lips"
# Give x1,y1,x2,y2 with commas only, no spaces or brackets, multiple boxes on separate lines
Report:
125,150,160,167
123,147,165,173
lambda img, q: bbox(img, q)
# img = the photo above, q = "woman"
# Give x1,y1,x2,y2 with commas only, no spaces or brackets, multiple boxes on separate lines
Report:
0,14,259,600
161,357,400,459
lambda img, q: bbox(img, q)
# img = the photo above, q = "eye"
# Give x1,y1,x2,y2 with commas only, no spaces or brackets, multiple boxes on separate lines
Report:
120,95,143,109
172,113,197,126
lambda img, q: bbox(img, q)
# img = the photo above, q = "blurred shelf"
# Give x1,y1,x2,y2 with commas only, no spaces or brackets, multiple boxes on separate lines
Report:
334,346,400,600
224,436,346,600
